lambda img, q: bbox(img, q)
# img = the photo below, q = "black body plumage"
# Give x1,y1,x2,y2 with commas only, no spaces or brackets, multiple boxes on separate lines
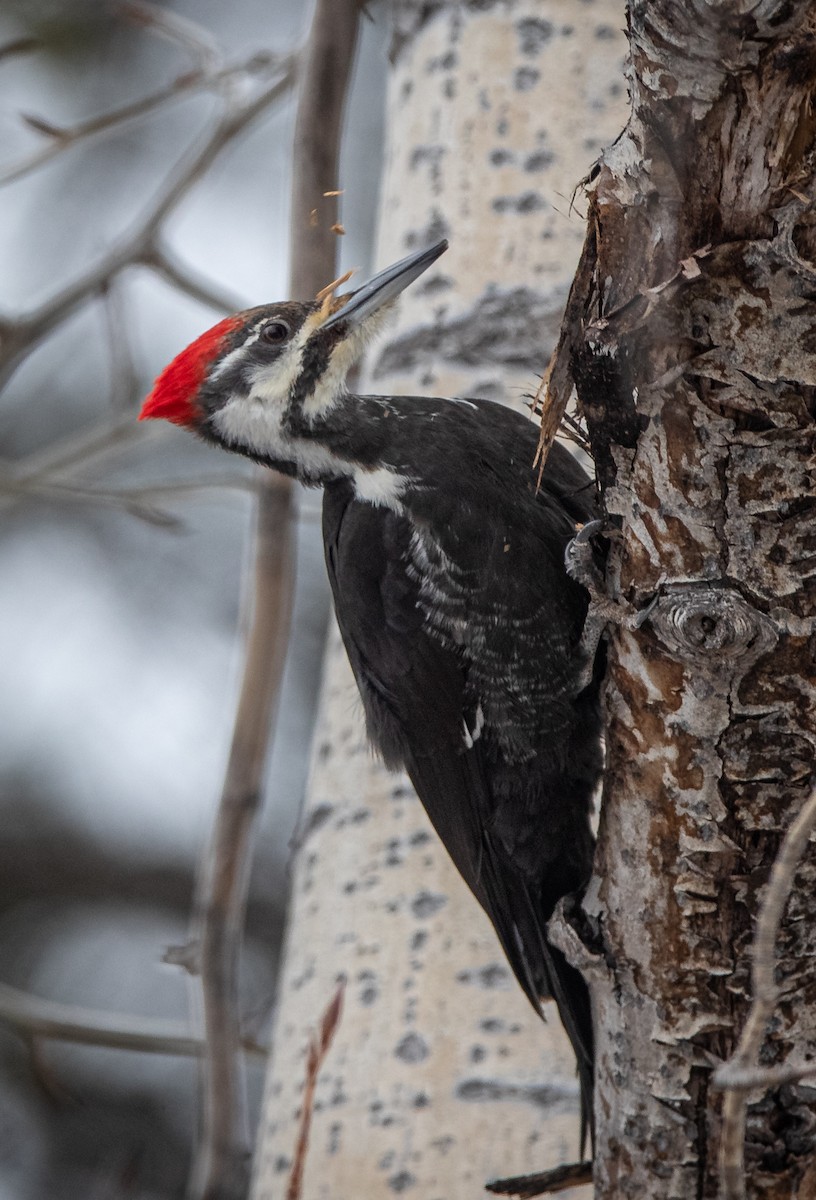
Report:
142,242,603,1141
317,395,601,1133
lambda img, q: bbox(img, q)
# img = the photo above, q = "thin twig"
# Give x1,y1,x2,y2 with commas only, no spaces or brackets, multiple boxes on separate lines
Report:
0,2,234,188
0,56,296,391
715,783,816,1200
4,74,206,186
2,49,287,187
137,57,296,246
0,980,266,1058
118,0,222,72
285,980,345,1200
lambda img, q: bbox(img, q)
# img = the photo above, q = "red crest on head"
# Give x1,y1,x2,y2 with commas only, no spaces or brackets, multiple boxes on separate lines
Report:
139,315,243,427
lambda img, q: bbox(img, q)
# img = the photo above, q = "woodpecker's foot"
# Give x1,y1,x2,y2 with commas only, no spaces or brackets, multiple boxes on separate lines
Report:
566,521,659,693
566,520,657,630
565,520,606,595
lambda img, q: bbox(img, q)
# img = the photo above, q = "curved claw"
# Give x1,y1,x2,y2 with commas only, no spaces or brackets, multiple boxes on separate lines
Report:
564,522,605,591
572,518,605,547
632,592,660,629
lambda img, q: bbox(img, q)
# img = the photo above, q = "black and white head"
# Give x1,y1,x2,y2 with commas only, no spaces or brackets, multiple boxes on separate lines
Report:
139,240,448,480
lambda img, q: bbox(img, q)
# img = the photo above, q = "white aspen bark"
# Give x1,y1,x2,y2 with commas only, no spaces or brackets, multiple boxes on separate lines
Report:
251,4,627,1196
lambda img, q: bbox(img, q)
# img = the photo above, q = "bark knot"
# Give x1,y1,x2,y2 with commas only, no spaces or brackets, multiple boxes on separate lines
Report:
649,583,778,669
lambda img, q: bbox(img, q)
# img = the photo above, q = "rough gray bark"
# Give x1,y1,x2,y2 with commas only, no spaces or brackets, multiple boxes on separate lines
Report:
553,3,816,1196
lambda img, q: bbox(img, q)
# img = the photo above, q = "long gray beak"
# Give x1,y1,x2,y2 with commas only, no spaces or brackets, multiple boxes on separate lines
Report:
322,239,448,329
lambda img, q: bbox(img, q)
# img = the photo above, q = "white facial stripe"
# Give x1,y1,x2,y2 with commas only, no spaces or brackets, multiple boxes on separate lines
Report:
248,326,309,404
212,396,342,482
208,322,265,382
210,303,395,422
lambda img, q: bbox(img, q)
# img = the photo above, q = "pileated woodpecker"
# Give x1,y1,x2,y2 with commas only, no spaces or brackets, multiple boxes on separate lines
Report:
140,241,602,1136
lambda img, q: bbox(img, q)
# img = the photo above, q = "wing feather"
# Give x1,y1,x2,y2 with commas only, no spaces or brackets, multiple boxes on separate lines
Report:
322,476,597,1133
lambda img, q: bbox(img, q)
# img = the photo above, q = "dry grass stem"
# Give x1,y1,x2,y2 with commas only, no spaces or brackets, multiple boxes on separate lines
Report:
285,980,346,1200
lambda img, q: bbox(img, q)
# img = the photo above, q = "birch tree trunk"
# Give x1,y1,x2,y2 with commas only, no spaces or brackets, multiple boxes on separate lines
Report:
251,3,627,1197
552,3,816,1196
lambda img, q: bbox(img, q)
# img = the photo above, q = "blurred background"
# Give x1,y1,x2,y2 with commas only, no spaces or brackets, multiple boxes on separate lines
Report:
0,1,387,1194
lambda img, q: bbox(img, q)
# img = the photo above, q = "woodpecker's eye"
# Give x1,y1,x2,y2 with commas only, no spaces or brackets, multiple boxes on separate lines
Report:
260,320,290,344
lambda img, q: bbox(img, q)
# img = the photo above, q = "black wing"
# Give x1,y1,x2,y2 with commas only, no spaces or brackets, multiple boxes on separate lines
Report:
322,473,598,1131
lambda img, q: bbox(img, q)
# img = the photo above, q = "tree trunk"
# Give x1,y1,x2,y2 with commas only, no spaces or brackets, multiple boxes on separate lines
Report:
251,2,627,1196
559,4,816,1196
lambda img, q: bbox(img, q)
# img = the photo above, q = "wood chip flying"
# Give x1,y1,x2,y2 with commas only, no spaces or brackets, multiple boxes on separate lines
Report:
315,269,354,302
315,268,355,320
331,223,346,235
323,190,344,197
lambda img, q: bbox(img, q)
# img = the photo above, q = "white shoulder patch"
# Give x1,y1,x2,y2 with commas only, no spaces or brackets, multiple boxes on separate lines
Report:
353,466,410,511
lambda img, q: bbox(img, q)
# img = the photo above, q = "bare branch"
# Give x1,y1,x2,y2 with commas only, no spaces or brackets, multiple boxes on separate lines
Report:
0,56,296,391
0,43,290,188
2,75,205,186
1,473,257,503
187,475,297,1200
138,56,296,245
0,980,266,1059
0,37,40,63
0,416,138,478
187,3,360,1195
147,241,245,316
288,1,360,298
0,474,184,527
715,783,816,1200
0,48,289,188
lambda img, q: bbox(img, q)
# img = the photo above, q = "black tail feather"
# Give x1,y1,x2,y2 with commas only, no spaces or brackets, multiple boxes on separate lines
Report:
479,832,594,1151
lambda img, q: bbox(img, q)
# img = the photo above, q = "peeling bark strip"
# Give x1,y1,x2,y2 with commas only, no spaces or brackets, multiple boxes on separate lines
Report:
563,4,816,1197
